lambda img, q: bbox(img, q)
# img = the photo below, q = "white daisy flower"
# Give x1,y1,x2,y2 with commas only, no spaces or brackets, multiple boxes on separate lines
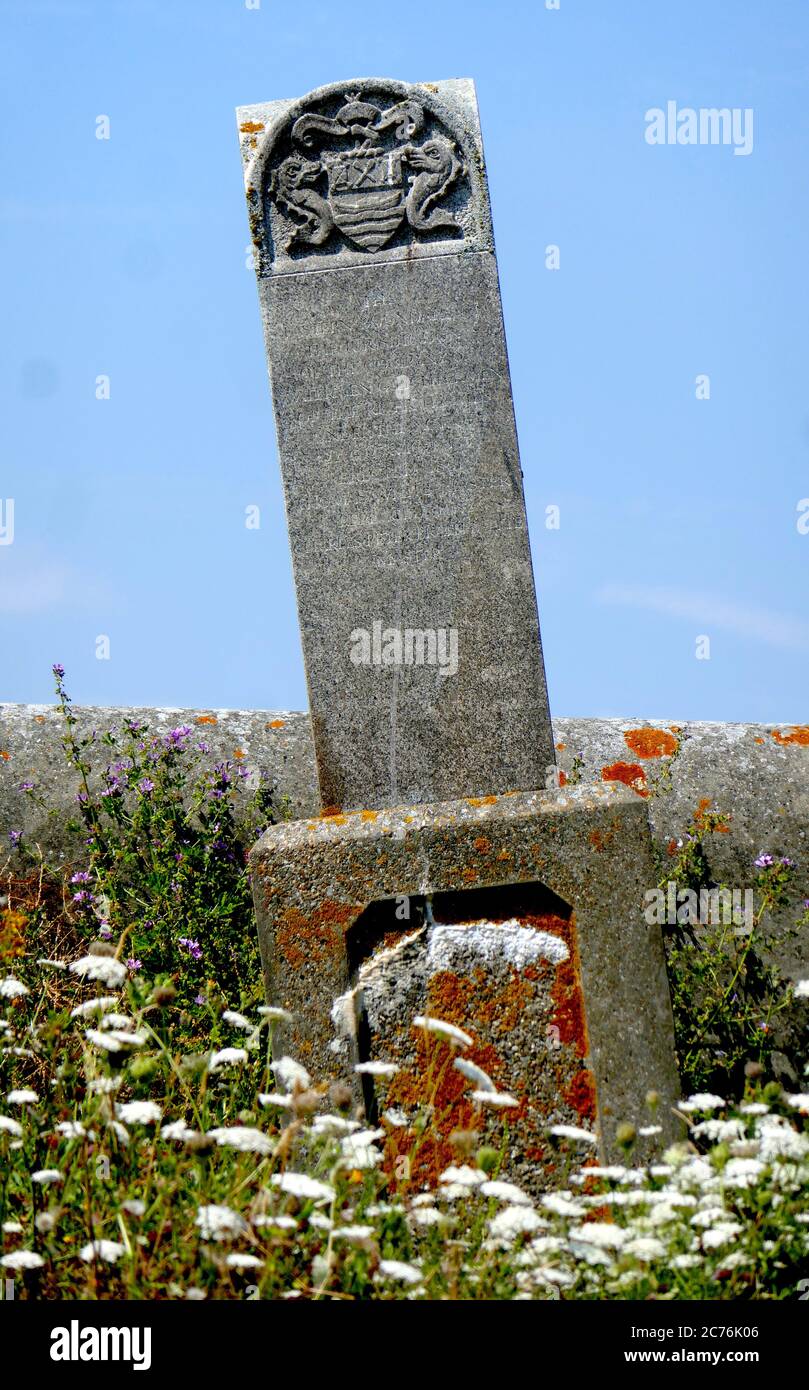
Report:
678,1093,726,1113
784,1093,809,1115
700,1223,743,1250
122,1199,145,1218
208,1047,248,1072
354,1061,399,1077
225,1252,264,1269
221,1010,252,1031
70,956,127,987
624,1236,666,1260
377,1259,422,1284
480,1180,532,1206
195,1205,247,1240
85,1029,146,1052
472,1090,518,1109
541,1193,586,1218
270,1173,335,1203
439,1164,487,1188
0,977,29,999
270,1056,311,1092
488,1206,545,1241
2,1221,22,1233
116,1101,162,1126
79,1239,126,1263
550,1124,597,1143
793,979,809,999
308,1213,333,1231
71,997,119,1018
1,1250,44,1269
207,1127,274,1156
410,1207,453,1229
160,1119,195,1141
339,1129,383,1170
413,1015,473,1048
88,1077,122,1095
454,1057,495,1091
257,1006,294,1023
258,1092,293,1110
56,1121,93,1139
31,1167,62,1186
310,1114,359,1136
7,1090,37,1105
99,1013,134,1031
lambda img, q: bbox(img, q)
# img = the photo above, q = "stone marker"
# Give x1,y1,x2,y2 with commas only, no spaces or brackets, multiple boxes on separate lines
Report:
237,77,554,813
240,79,681,1189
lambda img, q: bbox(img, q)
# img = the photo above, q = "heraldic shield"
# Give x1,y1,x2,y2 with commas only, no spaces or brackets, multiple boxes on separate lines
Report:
324,149,407,252
267,91,466,256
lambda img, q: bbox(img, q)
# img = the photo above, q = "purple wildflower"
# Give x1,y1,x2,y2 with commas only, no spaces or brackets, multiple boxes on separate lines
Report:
754,854,774,869
19,781,34,793
52,663,65,679
194,994,206,1005
98,923,113,941
781,857,796,868
8,830,22,847
71,890,92,906
196,741,210,754
126,958,142,973
70,871,90,884
138,778,155,796
178,936,203,962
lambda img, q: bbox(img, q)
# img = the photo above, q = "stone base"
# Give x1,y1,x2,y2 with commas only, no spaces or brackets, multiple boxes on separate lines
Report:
249,783,682,1188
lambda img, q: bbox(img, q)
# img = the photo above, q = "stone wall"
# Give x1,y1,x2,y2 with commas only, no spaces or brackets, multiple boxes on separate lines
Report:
1,703,807,977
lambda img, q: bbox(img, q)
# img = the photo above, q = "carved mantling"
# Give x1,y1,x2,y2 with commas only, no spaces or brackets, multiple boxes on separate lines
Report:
244,79,490,275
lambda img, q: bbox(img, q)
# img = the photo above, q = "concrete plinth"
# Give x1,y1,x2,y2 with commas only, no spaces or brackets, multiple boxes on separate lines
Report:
249,781,681,1188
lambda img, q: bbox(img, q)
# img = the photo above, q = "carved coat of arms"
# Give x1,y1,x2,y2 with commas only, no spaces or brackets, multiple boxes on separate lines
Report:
268,92,465,254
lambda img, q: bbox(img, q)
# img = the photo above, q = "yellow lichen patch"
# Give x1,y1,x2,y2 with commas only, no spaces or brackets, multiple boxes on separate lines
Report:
240,120,265,133
467,795,497,807
360,810,378,822
321,813,347,825
771,726,809,747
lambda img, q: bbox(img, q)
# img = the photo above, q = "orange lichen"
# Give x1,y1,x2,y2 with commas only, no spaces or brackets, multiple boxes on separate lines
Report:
267,720,285,729
771,726,809,747
233,748,245,760
473,836,491,853
240,120,265,133
196,715,217,725
754,737,764,745
360,810,378,822
601,761,647,797
555,742,566,752
693,798,730,833
623,728,678,759
558,771,568,787
275,900,356,970
467,795,497,807
550,914,590,1058
563,1069,597,1121
320,813,347,825
0,751,9,761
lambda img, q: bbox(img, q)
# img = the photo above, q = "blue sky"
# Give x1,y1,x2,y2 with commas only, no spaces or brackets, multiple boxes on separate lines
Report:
2,0,807,722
